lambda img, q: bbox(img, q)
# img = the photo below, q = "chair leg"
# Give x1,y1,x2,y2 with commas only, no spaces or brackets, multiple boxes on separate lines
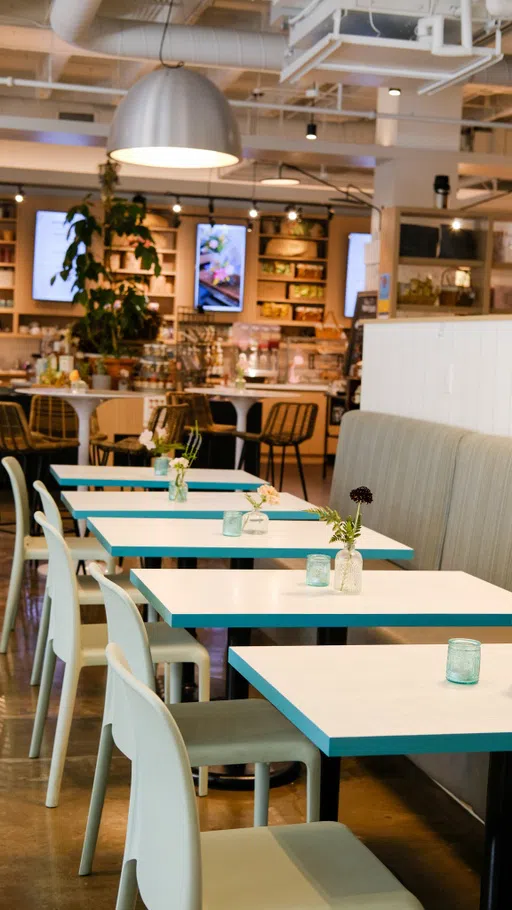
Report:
306,754,321,822
116,858,138,910
30,585,51,686
254,762,270,826
45,660,80,807
166,663,182,705
197,652,211,798
79,723,114,876
295,443,308,500
279,446,286,492
0,551,24,651
29,639,57,758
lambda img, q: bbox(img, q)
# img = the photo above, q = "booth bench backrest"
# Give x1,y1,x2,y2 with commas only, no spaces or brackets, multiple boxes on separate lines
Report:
330,411,467,571
440,432,512,590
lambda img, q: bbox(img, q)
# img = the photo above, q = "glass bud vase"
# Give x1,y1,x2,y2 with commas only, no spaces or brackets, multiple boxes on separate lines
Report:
242,507,269,535
168,479,188,502
334,547,363,595
153,456,169,476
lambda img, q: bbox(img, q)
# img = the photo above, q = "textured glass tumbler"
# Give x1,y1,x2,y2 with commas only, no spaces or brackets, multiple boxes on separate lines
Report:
168,479,188,502
446,638,481,685
306,554,331,587
153,456,169,476
223,511,243,537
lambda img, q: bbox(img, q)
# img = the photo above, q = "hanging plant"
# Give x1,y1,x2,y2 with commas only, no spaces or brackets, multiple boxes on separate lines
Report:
52,159,162,356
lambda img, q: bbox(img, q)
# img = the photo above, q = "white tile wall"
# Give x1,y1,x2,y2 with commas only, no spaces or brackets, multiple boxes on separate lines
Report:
361,318,512,435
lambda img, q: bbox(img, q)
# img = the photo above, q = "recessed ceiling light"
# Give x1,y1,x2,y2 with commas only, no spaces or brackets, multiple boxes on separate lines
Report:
388,87,401,97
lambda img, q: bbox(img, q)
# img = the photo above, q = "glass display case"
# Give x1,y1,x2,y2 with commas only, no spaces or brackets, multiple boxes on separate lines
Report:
279,336,348,385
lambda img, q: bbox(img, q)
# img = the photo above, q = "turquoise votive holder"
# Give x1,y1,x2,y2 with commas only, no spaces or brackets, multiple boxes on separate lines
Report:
446,638,481,685
306,553,331,587
223,510,243,537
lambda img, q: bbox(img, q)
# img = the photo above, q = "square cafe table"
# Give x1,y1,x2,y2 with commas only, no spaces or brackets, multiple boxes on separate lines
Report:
50,465,266,490
62,490,319,521
229,642,512,910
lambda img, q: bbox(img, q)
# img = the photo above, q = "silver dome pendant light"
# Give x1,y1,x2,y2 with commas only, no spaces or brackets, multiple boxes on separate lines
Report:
106,0,241,169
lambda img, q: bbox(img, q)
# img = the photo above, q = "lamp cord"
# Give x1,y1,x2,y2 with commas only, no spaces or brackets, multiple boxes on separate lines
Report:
158,0,184,69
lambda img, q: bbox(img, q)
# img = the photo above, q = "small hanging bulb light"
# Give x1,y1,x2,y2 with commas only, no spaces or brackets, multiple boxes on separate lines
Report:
248,201,259,219
286,204,298,222
172,196,182,214
247,220,254,233
451,218,462,232
14,186,24,203
306,121,317,140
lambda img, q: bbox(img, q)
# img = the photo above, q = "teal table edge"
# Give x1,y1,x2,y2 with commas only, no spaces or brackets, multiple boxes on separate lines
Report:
227,649,512,758
51,466,263,490
62,492,318,521
87,521,413,561
128,572,512,629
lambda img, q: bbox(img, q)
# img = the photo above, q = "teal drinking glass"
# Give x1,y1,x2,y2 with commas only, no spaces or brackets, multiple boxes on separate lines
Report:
306,554,331,587
223,510,243,537
446,638,481,684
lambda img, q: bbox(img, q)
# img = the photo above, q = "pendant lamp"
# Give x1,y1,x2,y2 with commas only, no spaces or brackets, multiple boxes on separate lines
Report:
107,66,242,169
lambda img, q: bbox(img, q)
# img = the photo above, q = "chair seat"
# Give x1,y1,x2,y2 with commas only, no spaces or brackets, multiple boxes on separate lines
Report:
170,697,318,767
24,534,110,562
77,573,148,606
95,436,144,454
201,822,422,909
80,623,204,667
31,431,79,447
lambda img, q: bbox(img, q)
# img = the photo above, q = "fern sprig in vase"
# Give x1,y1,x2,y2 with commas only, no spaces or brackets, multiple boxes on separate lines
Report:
308,486,373,594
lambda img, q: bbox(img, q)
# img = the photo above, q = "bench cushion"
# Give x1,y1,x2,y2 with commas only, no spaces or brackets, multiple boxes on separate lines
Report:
330,411,466,570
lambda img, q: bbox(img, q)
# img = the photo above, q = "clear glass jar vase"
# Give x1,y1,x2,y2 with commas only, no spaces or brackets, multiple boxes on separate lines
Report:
153,456,169,476
242,508,269,535
334,547,363,595
168,479,188,502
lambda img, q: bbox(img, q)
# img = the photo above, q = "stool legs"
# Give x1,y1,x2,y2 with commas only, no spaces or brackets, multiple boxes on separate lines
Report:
294,443,308,500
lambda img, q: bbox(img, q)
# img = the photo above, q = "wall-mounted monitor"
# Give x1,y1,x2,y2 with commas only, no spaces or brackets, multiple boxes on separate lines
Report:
32,210,84,303
194,223,246,313
344,232,371,318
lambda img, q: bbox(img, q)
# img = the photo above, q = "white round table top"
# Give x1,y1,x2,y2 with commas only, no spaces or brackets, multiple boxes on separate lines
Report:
18,387,154,400
186,386,299,400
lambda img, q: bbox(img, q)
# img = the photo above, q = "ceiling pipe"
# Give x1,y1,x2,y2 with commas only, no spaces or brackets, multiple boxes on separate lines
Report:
49,0,286,72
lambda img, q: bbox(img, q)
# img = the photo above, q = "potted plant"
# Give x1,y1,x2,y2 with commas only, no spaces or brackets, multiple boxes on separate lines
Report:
52,160,163,385
91,357,112,391
308,486,373,594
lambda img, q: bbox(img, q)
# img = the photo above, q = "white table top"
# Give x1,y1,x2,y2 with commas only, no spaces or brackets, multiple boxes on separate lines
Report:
51,465,265,490
229,643,512,757
186,385,298,400
62,490,317,520
19,387,150,400
129,569,512,629
88,517,414,560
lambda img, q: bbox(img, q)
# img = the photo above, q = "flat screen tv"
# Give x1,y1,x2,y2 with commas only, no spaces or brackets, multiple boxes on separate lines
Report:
32,210,84,303
194,223,246,312
344,232,371,318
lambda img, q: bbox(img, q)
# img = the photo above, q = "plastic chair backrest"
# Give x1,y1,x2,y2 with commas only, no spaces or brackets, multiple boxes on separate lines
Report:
106,643,202,910
2,456,30,546
88,565,155,758
34,511,81,664
0,401,32,451
33,480,64,535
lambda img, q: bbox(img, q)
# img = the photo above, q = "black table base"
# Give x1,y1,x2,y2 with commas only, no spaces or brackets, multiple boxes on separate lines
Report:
480,750,512,910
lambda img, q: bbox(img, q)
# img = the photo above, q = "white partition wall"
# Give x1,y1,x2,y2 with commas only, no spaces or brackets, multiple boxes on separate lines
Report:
361,316,512,436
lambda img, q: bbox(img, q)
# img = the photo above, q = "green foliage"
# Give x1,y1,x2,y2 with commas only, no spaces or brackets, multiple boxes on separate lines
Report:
306,504,363,547
52,172,163,357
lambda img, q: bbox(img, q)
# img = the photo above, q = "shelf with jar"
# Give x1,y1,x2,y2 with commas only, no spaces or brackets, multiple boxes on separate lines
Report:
378,207,492,318
257,215,328,324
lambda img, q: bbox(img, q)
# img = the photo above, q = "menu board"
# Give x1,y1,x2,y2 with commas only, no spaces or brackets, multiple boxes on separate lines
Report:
343,290,377,377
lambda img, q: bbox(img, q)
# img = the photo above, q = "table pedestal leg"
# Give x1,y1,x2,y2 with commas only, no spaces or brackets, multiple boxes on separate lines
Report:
232,399,254,468
66,397,101,535
480,751,512,910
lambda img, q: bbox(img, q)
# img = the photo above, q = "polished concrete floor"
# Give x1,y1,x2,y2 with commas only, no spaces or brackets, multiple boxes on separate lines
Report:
0,463,483,909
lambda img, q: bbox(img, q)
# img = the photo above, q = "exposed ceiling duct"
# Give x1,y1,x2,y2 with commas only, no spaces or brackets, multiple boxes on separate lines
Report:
50,0,286,72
